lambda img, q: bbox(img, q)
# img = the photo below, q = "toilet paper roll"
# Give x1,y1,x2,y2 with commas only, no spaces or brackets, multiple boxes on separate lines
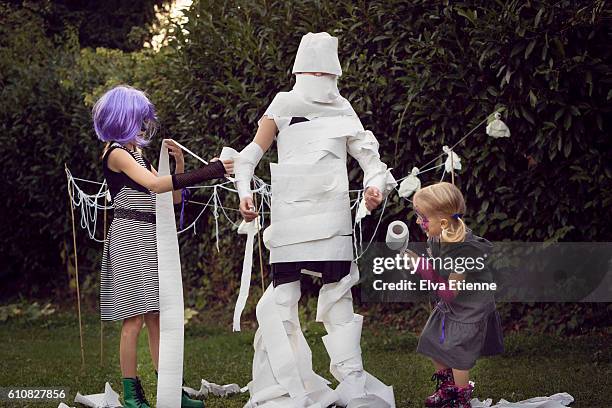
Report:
386,221,409,252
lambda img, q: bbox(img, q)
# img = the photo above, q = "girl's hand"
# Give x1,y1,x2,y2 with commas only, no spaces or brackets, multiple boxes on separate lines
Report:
210,157,234,175
240,197,258,222
364,186,383,211
401,248,420,268
164,139,184,165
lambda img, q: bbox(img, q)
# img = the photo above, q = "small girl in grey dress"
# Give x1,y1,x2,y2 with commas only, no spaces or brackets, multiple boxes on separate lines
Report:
409,182,504,408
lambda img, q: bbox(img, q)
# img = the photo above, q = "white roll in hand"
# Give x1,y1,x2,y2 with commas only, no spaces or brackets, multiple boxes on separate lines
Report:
386,220,409,252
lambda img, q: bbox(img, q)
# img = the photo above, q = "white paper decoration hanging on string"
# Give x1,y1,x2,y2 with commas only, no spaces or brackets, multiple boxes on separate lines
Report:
486,112,511,138
398,167,421,198
443,146,462,173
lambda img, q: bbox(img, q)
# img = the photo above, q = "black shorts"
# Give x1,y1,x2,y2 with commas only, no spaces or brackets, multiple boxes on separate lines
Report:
271,260,351,287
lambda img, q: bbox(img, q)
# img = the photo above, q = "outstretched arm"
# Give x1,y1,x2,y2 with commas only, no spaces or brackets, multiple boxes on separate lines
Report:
346,129,397,211
108,141,232,195
237,117,277,222
254,117,277,151
412,255,458,302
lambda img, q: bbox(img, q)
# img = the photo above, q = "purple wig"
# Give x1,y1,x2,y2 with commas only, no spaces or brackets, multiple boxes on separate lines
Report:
92,85,157,146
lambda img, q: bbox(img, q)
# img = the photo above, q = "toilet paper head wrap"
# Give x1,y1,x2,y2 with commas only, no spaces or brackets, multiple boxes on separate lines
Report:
292,32,342,76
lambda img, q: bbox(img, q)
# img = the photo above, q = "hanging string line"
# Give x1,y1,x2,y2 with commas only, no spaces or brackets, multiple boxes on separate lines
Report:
65,112,493,255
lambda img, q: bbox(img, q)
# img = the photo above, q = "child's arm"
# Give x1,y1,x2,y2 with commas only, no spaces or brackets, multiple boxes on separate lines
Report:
164,139,185,204
108,147,230,194
148,167,181,204
346,128,397,211
411,255,458,302
148,140,184,203
446,272,465,298
237,117,276,222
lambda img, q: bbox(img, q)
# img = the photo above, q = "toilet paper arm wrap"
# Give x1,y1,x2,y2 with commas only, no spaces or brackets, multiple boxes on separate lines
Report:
347,129,397,198
233,142,264,199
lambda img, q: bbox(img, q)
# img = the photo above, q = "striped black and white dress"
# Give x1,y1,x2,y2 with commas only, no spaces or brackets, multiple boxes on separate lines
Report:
100,142,159,321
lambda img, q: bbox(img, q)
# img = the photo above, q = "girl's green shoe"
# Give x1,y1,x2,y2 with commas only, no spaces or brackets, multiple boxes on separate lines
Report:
181,388,205,407
122,377,151,408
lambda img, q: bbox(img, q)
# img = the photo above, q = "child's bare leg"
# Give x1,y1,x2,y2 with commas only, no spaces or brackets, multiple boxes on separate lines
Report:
120,315,143,377
432,359,449,372
452,369,469,387
144,312,160,371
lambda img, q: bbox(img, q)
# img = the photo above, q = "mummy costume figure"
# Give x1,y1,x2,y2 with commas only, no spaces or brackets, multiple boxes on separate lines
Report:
232,32,397,408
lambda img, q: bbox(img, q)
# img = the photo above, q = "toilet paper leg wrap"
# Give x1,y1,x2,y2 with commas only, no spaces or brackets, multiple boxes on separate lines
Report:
274,280,302,335
246,282,336,408
318,263,396,408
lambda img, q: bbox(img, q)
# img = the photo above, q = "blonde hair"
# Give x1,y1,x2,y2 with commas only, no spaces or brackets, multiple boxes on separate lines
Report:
414,182,467,242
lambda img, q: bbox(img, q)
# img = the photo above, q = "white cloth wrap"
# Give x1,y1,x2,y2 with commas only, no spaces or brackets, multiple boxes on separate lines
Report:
293,74,340,103
261,115,396,263
262,91,356,122
472,392,574,407
233,219,260,332
242,90,396,407
317,263,396,408
246,282,337,408
235,142,264,199
347,129,397,196
155,144,185,408
292,32,342,76
182,379,241,398
73,382,121,407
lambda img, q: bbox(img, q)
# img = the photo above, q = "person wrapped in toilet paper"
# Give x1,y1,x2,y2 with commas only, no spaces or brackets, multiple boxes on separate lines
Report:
233,32,397,408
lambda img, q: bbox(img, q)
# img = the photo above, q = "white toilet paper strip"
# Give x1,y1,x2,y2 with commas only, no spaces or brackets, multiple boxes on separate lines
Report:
254,284,307,400
471,392,574,408
233,218,261,332
156,144,185,408
182,379,242,398
73,382,121,407
355,197,371,224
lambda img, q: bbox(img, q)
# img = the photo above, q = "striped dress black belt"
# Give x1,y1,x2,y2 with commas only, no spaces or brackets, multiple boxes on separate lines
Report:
114,208,156,224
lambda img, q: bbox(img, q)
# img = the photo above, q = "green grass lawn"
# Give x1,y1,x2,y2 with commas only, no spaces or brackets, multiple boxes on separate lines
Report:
0,313,610,408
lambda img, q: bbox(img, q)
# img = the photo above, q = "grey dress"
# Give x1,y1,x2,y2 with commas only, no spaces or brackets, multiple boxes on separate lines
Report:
416,230,504,370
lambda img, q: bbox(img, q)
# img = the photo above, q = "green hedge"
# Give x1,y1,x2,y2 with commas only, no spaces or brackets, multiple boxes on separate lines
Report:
1,1,610,317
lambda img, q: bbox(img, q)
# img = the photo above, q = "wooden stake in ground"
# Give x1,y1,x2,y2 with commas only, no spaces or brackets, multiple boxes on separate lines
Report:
251,179,266,292
66,164,85,368
100,201,108,365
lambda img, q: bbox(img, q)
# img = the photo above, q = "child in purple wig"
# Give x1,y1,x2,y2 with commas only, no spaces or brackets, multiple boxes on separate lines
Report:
94,85,233,408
